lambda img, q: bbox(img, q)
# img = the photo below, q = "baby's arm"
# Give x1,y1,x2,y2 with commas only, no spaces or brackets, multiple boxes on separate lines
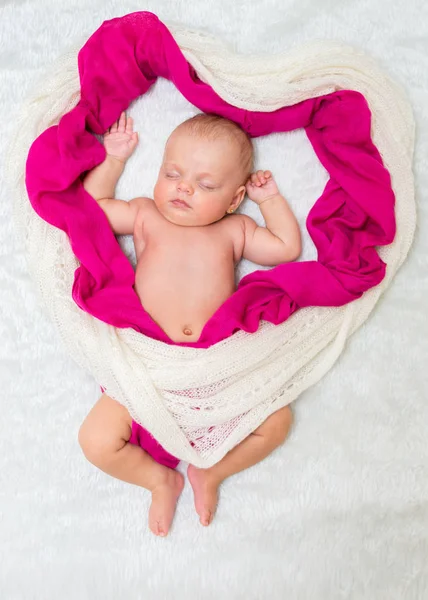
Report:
241,170,301,266
83,112,146,235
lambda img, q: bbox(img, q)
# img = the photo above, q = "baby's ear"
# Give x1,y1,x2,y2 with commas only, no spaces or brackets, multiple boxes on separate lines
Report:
230,185,246,211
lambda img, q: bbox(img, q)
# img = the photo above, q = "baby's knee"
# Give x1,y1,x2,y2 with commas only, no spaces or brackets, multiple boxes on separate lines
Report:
78,394,132,465
78,419,117,466
254,405,293,445
78,420,100,464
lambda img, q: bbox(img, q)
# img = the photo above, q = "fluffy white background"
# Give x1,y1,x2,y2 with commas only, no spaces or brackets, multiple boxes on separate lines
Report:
1,1,427,599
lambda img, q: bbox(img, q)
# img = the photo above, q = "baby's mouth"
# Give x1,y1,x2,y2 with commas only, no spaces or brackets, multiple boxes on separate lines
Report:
171,199,191,209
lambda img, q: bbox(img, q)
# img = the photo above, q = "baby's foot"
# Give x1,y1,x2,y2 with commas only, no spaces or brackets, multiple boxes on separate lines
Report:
187,464,219,526
149,468,185,537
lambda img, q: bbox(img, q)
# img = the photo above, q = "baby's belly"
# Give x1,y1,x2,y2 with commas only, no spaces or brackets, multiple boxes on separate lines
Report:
134,255,236,343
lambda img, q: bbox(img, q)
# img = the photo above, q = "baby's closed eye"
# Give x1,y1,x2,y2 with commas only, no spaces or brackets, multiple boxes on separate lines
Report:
164,172,215,190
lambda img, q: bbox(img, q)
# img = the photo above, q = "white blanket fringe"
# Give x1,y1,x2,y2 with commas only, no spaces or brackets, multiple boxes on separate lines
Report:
6,27,416,467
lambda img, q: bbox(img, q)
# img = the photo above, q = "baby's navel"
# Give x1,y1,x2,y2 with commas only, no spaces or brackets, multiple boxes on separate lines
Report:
183,327,193,336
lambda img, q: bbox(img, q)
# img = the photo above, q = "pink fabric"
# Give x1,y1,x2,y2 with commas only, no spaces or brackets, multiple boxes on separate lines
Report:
129,421,180,469
25,11,396,350
99,386,180,467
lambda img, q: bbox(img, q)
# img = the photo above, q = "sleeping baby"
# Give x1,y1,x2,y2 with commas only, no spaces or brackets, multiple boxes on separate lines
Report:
79,111,301,537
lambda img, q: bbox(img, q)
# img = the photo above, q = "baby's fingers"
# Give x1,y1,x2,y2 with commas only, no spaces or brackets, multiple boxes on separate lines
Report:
118,111,126,133
257,170,266,185
109,118,119,134
252,170,268,186
129,131,139,149
258,170,272,184
125,115,134,134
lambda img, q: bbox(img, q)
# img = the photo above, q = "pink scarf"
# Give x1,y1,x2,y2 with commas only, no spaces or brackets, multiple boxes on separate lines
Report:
25,11,396,348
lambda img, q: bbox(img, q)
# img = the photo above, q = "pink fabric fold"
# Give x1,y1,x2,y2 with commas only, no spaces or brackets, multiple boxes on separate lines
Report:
25,11,396,348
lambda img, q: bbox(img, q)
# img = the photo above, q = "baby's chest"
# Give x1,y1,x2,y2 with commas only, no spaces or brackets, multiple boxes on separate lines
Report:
135,226,234,279
150,235,232,274
136,213,233,256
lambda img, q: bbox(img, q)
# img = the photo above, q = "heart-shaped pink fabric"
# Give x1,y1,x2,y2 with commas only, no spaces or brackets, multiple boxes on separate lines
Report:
25,11,396,348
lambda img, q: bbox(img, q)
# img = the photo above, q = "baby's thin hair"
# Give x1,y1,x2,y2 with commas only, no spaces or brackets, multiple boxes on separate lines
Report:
177,113,254,181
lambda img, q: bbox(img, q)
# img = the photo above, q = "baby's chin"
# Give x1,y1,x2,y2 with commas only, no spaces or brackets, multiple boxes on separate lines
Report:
156,205,202,227
154,200,225,227
162,210,223,228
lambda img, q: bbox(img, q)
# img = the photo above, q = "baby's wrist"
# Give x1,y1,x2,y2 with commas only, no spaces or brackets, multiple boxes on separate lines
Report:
257,192,282,206
106,153,127,165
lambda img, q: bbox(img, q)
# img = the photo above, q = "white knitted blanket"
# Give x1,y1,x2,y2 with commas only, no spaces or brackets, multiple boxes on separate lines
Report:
6,25,415,468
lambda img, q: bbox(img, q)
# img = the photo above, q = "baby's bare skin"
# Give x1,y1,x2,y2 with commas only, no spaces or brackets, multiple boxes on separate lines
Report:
80,112,301,536
133,199,241,343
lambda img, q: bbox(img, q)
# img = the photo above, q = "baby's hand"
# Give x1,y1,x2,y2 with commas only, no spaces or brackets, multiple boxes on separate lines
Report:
245,170,280,205
103,112,138,163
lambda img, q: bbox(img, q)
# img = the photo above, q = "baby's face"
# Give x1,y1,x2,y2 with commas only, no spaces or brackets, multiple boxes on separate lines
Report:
153,130,246,227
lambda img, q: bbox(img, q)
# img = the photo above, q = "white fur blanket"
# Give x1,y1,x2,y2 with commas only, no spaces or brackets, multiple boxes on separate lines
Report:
1,1,427,598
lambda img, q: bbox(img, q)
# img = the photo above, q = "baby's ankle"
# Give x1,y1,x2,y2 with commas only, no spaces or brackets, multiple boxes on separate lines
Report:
189,464,222,489
205,469,223,489
148,463,178,492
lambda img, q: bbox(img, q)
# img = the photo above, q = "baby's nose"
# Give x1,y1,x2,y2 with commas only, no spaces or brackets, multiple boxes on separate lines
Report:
177,180,193,194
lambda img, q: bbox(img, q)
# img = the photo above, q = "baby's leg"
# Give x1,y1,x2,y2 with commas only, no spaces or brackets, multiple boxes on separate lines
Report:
78,393,184,537
188,405,292,526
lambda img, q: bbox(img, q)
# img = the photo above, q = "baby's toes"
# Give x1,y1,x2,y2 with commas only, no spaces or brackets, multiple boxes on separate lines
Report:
149,519,160,536
150,517,165,537
200,508,214,527
149,505,168,537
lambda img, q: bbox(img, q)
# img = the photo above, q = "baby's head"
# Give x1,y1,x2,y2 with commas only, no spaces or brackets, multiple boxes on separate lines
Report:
153,114,254,226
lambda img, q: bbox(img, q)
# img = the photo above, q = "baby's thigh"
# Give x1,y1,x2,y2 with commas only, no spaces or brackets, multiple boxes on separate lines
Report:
78,393,133,454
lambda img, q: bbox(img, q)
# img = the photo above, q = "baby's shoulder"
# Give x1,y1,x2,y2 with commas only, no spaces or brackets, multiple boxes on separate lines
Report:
130,196,157,221
223,213,256,237
130,196,154,211
129,197,157,235
221,214,255,262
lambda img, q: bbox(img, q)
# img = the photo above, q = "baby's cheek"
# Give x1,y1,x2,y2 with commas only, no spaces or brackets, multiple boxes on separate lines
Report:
154,179,167,198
